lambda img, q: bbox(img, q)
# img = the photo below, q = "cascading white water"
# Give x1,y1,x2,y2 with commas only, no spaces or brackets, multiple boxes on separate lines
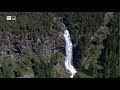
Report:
64,29,77,78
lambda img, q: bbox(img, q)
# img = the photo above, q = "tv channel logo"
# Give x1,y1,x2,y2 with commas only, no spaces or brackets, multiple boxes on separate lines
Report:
6,16,16,20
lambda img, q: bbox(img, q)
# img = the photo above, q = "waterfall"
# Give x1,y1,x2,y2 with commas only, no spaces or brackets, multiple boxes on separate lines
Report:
64,29,77,78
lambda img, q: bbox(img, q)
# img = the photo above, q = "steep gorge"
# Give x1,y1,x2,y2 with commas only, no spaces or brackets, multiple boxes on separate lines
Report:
0,12,119,78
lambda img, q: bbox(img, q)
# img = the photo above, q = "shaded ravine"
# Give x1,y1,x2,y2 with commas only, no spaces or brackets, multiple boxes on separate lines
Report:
64,29,77,78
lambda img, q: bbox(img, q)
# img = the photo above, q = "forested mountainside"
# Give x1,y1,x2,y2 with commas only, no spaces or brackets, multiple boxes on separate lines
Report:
0,12,119,78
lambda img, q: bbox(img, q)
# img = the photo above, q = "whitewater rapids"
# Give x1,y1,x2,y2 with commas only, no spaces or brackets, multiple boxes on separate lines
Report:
64,29,77,78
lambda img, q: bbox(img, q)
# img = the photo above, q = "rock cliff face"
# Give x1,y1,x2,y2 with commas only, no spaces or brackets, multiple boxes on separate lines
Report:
0,13,64,60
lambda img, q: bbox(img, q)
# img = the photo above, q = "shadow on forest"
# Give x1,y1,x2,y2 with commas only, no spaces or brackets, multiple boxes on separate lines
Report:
73,40,82,69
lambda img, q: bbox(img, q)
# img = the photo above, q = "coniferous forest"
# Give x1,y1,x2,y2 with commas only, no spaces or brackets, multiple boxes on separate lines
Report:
0,12,119,78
